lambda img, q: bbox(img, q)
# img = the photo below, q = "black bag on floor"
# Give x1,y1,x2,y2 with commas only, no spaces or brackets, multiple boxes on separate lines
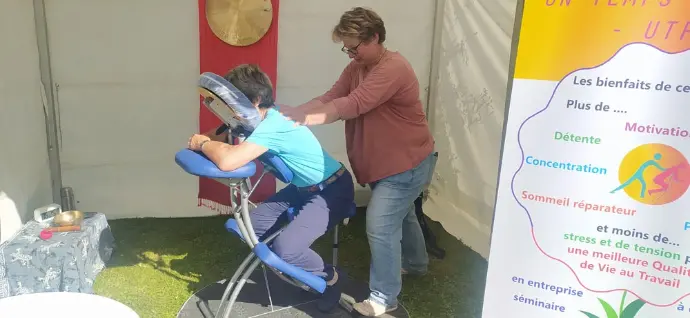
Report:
415,194,446,259
415,152,446,259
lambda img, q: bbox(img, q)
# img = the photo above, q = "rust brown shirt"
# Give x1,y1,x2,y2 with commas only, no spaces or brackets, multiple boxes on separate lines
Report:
317,51,434,184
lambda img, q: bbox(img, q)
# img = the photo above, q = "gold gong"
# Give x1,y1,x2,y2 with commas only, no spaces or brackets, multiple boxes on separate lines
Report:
206,0,273,46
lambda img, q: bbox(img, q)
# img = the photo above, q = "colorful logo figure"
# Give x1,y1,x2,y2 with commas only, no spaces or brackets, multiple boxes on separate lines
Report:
611,143,690,205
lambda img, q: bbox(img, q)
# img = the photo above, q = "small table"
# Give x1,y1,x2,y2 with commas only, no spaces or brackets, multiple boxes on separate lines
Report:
0,292,138,317
0,212,115,298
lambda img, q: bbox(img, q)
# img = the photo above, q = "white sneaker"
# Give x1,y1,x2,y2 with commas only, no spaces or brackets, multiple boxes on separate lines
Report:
353,299,398,317
401,268,427,276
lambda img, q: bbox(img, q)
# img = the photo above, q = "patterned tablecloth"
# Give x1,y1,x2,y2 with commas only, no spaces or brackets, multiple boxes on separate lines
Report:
0,212,115,298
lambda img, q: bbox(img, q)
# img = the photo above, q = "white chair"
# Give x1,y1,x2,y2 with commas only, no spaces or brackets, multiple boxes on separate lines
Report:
0,192,22,245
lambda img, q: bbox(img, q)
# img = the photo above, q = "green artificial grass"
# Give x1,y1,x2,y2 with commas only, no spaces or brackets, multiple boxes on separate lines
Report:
93,209,487,318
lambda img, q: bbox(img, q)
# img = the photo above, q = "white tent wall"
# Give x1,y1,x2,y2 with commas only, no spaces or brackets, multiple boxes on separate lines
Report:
424,0,517,258
0,0,53,243
43,0,202,219
38,1,435,219
0,0,516,260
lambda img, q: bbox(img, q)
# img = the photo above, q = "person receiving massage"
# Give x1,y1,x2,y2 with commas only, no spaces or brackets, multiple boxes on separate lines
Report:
278,7,435,317
186,64,354,312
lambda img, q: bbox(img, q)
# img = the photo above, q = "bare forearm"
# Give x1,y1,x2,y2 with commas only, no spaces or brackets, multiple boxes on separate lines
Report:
200,141,236,171
279,97,343,126
301,101,341,126
298,98,326,112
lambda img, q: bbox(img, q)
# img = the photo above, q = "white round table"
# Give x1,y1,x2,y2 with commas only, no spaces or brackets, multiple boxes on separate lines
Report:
0,292,139,318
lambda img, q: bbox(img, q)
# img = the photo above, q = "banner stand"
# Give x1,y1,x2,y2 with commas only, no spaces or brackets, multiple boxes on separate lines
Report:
482,1,690,317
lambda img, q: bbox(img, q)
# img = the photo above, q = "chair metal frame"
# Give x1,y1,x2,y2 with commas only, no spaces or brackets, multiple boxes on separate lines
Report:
210,168,351,318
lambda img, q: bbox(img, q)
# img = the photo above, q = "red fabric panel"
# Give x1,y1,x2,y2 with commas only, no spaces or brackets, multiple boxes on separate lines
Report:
197,0,279,213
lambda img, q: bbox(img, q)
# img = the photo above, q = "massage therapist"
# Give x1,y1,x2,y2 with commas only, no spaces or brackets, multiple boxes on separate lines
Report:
278,7,435,317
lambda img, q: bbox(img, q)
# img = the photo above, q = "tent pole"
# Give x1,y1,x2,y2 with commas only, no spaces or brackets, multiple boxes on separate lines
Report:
425,0,445,133
32,0,63,203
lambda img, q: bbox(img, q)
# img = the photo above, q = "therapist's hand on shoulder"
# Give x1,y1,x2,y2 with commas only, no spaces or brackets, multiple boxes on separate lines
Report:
277,104,307,126
188,134,211,151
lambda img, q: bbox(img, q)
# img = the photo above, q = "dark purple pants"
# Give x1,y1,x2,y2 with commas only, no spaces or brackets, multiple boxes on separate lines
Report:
249,168,355,277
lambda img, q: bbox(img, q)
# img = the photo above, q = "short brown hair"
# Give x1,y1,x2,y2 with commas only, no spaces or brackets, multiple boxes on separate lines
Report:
223,64,274,108
332,7,386,44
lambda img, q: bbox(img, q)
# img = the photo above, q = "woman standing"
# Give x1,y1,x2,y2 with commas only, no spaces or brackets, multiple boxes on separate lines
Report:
278,7,435,317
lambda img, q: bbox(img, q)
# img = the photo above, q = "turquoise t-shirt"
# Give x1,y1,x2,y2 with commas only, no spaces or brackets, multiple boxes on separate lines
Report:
244,107,342,187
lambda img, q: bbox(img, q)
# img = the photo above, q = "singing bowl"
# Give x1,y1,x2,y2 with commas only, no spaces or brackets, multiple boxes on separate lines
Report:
53,210,84,227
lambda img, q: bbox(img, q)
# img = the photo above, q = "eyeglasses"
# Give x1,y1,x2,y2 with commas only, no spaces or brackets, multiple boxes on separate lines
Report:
341,41,362,55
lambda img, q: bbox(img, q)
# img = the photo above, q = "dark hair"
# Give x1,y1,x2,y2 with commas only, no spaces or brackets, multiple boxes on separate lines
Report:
332,7,386,44
223,64,274,108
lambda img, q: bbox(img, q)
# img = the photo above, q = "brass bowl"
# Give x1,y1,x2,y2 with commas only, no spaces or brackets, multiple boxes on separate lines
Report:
53,210,84,227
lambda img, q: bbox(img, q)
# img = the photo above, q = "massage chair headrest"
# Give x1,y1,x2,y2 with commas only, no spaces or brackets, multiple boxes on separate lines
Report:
198,72,262,137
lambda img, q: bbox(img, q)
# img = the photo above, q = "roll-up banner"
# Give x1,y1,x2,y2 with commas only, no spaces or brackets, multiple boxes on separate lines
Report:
482,0,690,317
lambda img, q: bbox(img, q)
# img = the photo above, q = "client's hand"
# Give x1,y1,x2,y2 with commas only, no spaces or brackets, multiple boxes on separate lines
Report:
188,134,211,151
277,104,307,126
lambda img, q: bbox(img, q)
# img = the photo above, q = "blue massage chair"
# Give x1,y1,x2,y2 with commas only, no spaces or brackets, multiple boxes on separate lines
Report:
175,73,357,317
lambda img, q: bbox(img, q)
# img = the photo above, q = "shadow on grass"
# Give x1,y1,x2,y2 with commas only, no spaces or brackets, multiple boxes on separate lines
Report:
94,209,487,318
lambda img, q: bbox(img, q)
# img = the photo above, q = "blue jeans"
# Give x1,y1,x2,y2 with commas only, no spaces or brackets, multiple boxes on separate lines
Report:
366,152,434,307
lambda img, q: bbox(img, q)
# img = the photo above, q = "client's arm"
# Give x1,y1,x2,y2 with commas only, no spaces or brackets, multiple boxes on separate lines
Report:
202,141,267,171
189,134,267,171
